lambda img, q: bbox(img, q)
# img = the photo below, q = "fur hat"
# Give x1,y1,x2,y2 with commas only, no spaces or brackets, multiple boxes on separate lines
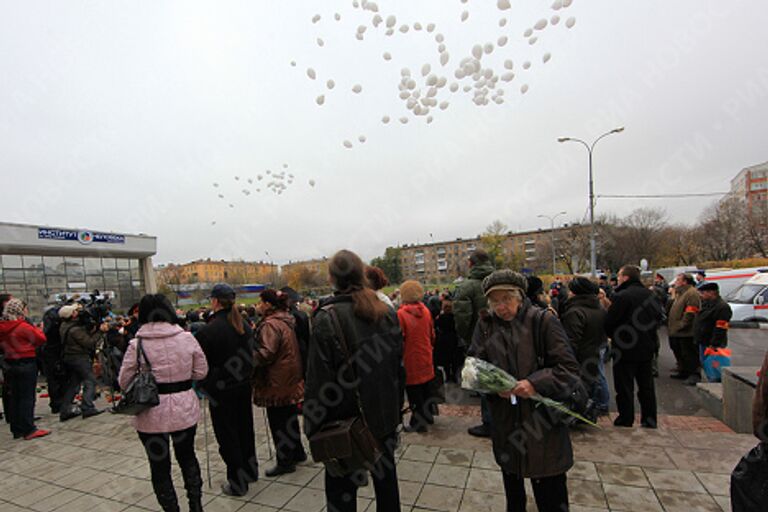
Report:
697,281,719,293
482,270,528,297
568,276,599,296
400,280,424,304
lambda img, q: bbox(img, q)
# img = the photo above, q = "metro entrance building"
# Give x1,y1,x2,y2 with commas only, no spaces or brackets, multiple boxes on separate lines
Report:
0,222,157,315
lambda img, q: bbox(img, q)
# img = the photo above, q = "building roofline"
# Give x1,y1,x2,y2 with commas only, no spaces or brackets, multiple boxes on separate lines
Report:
0,220,156,240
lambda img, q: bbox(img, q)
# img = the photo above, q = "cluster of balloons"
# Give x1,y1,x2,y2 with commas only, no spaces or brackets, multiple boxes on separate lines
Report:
296,0,578,149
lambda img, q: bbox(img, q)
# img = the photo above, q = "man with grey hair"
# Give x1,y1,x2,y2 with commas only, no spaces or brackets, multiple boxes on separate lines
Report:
468,269,579,511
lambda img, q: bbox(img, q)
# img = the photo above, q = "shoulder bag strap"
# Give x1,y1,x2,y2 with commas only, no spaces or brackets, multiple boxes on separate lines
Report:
325,306,368,421
136,336,152,373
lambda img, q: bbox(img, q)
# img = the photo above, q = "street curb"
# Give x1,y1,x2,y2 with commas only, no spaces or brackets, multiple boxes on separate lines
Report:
731,321,768,329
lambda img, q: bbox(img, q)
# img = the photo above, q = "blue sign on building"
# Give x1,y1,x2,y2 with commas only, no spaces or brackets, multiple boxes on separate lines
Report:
38,228,125,245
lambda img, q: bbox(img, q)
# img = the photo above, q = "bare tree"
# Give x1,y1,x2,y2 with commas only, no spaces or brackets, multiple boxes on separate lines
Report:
481,220,509,269
698,198,750,261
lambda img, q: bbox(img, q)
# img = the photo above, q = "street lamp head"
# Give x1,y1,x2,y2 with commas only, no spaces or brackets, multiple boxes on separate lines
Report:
558,211,567,216
557,137,570,143
611,127,625,134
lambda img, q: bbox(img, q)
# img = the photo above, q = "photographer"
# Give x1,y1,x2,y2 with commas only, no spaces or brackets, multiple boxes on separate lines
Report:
58,303,109,421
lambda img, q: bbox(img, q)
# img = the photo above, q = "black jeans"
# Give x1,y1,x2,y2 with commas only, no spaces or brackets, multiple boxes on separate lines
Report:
6,359,39,437
502,472,569,512
62,357,97,413
405,383,433,429
266,404,306,467
677,336,701,376
325,431,400,512
613,359,657,426
209,385,257,491
41,345,66,412
138,426,201,509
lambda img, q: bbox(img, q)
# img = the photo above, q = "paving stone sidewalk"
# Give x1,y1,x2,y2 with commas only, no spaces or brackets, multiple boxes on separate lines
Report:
0,397,756,512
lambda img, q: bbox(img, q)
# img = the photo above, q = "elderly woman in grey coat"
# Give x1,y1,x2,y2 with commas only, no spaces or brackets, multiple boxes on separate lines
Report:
468,270,580,512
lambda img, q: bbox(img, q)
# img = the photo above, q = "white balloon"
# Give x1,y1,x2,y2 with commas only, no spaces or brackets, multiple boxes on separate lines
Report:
307,68,316,80
426,23,435,32
382,115,390,123
472,44,483,59
406,79,416,89
383,52,392,61
524,28,533,37
359,135,367,143
484,68,493,79
440,52,449,66
542,53,552,63
218,194,224,198
309,179,316,187
257,175,263,180
436,33,444,43
357,25,367,33
372,14,382,26
229,204,234,208
406,97,417,109
499,18,507,27
426,75,437,86
494,97,504,104
385,28,393,36
399,24,409,33
551,15,560,25
399,117,408,124
312,14,321,23
211,221,216,225
449,82,459,92
327,79,335,89
426,115,433,124
316,95,325,106
438,43,446,52
335,13,341,21
352,84,363,93
439,101,449,110
317,38,324,47
565,17,576,28
504,59,514,69
521,84,529,94
484,43,494,54
535,18,548,30
497,0,511,10
401,68,411,77
523,61,531,69
386,15,396,27
399,91,410,100
266,170,271,174
234,176,240,180
343,140,353,148
290,61,296,67
528,36,538,45
421,63,431,76
498,36,508,47
461,11,469,22
436,76,447,88
563,0,573,7
551,0,563,10
463,85,472,92
501,72,515,82
427,86,437,96
414,22,422,30
366,1,379,12
353,0,359,7
213,183,219,187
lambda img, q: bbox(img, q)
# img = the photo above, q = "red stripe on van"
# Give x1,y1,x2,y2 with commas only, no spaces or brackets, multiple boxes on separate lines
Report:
706,273,756,280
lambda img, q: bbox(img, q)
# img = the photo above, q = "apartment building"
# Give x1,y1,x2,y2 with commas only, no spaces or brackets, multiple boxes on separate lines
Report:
729,161,768,215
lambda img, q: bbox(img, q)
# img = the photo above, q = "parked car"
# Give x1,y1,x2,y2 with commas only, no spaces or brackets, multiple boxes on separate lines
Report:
726,273,768,323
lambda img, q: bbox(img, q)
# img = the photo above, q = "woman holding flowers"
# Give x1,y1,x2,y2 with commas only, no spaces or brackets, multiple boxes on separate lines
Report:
467,270,580,512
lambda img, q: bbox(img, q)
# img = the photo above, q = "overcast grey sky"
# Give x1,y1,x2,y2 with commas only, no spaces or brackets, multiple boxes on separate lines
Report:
1,1,766,265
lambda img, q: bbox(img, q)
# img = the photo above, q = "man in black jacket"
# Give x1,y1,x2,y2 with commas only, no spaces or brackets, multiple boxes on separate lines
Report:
694,282,732,383
604,265,663,428
195,284,257,497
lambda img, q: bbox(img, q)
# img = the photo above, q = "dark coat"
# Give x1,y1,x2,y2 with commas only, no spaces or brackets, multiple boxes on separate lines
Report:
60,320,102,360
468,300,580,478
194,309,254,398
694,297,732,348
604,279,663,363
667,284,701,338
253,311,304,407
304,295,404,440
453,263,495,342
560,295,607,382
754,350,768,442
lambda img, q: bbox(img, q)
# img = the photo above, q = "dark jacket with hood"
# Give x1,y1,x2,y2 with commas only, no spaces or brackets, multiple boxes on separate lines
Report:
693,296,732,348
560,294,607,382
604,279,663,363
60,319,102,360
304,294,404,440
468,300,580,478
194,308,254,398
453,262,495,342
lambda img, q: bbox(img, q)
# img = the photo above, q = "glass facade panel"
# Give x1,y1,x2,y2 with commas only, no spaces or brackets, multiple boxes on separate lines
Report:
65,257,85,280
43,256,66,275
84,258,103,275
101,258,117,269
2,255,22,268
22,256,43,269
117,258,130,269
4,269,25,284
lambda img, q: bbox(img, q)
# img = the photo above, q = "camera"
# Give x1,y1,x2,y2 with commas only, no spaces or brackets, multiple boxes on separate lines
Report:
78,290,112,329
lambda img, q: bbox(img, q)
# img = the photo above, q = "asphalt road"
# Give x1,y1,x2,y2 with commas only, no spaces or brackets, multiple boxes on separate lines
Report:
446,326,768,417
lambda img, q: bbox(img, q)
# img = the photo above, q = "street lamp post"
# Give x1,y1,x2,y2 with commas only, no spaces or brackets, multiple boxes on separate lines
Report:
557,127,624,277
264,251,274,286
537,211,567,275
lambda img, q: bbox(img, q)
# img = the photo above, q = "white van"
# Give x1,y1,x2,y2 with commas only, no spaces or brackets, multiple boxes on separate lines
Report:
726,273,768,323
701,267,768,298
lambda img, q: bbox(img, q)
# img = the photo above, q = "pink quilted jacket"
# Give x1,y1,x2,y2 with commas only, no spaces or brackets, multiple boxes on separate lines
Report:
118,322,208,434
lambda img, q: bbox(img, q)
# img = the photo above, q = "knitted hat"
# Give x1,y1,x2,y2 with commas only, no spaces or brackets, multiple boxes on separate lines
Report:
482,270,528,297
568,276,599,296
1,298,26,321
400,280,424,304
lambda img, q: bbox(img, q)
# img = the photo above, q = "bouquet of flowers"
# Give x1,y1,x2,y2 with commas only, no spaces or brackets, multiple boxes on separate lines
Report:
461,356,598,427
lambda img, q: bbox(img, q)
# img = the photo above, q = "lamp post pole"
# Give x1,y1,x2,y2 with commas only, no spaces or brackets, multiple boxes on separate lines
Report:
537,211,567,275
264,251,273,286
558,127,625,277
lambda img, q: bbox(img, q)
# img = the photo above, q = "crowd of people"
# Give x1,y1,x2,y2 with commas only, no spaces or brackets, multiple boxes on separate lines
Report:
0,247,757,512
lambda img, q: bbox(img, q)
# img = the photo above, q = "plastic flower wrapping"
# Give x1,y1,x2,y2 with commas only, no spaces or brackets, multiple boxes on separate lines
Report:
461,356,598,427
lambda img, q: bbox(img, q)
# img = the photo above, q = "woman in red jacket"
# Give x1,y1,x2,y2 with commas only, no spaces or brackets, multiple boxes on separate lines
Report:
0,298,49,440
397,280,435,433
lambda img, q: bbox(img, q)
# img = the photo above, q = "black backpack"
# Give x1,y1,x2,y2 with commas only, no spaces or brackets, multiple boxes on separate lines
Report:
531,307,596,427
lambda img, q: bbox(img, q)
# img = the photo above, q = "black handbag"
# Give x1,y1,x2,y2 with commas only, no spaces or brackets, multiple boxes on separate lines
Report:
114,337,160,415
532,308,595,427
308,306,383,477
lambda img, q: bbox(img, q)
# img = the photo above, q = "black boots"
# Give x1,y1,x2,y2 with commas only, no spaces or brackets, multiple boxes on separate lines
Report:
180,459,204,512
153,480,180,512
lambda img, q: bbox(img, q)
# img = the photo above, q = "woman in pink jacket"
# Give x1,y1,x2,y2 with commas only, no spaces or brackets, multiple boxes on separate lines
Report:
118,294,208,512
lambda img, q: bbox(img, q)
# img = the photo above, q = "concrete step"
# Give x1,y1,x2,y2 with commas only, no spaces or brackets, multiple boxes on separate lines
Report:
696,382,724,421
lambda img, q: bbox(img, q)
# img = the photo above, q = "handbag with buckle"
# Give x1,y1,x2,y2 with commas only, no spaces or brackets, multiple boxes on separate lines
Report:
308,306,383,477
